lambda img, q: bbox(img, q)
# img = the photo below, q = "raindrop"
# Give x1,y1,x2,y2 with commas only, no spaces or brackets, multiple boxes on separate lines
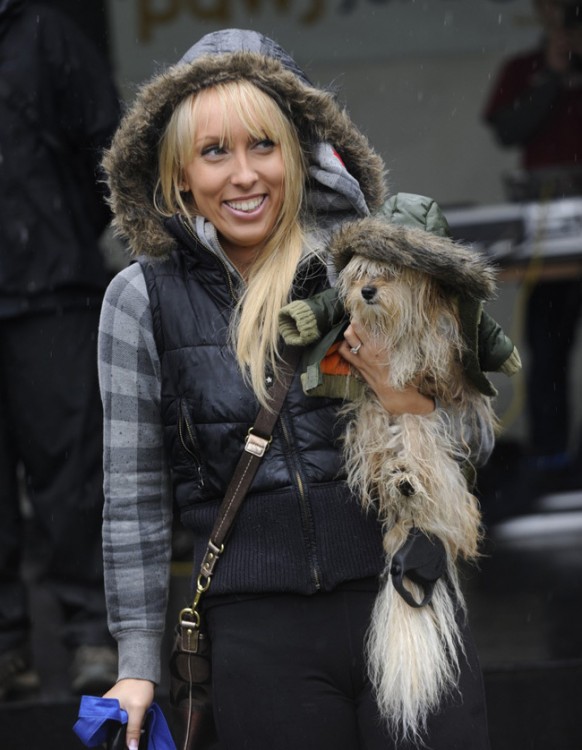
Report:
18,225,29,245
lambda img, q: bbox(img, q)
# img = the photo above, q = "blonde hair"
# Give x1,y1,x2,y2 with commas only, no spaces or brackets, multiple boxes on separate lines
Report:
156,81,309,406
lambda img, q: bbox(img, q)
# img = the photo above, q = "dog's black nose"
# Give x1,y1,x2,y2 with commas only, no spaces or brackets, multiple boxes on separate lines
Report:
361,285,377,302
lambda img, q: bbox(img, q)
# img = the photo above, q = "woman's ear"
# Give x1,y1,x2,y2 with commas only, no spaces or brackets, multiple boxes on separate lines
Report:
178,172,190,193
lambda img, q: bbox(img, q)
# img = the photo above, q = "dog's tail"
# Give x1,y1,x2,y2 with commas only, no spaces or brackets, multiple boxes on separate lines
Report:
366,568,464,742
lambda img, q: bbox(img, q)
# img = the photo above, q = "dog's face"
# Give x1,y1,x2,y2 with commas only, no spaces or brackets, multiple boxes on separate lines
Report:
337,255,464,392
338,257,443,341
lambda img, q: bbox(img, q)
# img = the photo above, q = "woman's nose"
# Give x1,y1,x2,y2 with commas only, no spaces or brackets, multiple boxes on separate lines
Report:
231,152,258,187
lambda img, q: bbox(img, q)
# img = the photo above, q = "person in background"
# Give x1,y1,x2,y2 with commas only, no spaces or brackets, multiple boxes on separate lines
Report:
0,0,121,699
98,28,493,750
483,0,582,515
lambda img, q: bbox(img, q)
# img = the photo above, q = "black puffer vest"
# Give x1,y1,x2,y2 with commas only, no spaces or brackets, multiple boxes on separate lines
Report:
140,216,384,596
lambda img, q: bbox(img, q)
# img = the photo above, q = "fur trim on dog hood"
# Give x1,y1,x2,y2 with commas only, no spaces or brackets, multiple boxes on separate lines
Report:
281,194,520,398
103,29,387,258
330,217,497,302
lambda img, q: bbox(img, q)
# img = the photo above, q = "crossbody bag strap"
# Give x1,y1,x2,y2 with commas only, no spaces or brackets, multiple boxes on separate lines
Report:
180,346,301,625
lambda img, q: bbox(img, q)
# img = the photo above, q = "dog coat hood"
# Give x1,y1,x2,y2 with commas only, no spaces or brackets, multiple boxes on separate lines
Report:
280,193,521,398
330,213,497,302
103,28,386,258
328,196,520,396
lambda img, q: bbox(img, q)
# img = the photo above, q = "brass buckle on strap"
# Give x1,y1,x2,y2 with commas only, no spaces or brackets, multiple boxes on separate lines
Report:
200,540,224,578
245,428,272,457
178,606,201,652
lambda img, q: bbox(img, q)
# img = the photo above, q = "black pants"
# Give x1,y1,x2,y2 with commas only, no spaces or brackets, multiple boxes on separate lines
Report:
205,587,490,750
0,309,110,652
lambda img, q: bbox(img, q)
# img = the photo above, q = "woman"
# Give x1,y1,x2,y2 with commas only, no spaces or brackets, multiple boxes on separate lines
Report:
98,29,492,750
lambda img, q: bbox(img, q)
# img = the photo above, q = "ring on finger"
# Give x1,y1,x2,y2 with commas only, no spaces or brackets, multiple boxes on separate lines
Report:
350,343,362,355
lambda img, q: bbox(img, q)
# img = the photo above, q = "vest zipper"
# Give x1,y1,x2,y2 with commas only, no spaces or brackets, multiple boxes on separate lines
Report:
280,413,322,591
178,399,205,488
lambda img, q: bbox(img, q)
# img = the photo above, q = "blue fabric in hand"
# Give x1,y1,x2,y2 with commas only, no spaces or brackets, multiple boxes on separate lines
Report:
73,695,176,750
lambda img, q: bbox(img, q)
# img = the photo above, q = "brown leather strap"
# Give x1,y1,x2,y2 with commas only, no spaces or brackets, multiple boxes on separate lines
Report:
197,346,301,581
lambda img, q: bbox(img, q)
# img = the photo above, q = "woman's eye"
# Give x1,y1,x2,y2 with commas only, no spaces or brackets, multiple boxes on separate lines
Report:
201,144,226,158
254,138,275,151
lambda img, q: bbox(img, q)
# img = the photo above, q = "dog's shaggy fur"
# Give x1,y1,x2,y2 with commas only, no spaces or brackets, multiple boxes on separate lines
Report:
333,223,497,742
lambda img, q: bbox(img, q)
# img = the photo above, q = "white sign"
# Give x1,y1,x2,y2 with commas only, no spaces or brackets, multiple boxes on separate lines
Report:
108,0,538,87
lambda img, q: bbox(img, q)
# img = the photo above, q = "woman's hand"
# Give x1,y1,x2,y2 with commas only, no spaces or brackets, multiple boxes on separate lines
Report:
340,322,435,415
103,678,155,750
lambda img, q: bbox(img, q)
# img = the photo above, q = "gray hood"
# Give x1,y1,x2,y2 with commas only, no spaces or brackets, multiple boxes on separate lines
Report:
103,29,387,257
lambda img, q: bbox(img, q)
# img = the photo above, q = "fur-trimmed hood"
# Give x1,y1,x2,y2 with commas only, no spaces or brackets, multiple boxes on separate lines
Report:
330,217,497,302
280,196,519,399
103,29,387,258
326,214,520,397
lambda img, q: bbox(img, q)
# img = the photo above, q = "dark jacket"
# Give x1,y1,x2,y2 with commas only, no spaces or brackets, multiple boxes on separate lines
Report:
0,0,121,314
139,216,385,595
483,45,582,173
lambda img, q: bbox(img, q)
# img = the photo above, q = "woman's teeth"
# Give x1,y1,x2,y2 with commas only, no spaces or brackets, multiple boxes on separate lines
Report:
226,196,264,212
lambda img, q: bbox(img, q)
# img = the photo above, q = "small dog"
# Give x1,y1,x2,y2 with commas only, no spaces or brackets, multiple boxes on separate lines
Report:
331,218,499,742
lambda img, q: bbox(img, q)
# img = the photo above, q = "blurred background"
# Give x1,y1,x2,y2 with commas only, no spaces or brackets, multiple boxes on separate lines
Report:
2,0,581,747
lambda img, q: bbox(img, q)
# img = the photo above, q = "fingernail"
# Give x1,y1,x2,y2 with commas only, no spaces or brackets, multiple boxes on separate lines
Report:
128,740,138,750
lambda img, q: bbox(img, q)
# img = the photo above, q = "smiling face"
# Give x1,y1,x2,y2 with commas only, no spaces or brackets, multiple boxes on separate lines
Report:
181,87,286,268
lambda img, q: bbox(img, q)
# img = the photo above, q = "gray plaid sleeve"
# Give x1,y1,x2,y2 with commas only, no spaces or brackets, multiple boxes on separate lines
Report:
436,402,495,471
98,263,172,685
